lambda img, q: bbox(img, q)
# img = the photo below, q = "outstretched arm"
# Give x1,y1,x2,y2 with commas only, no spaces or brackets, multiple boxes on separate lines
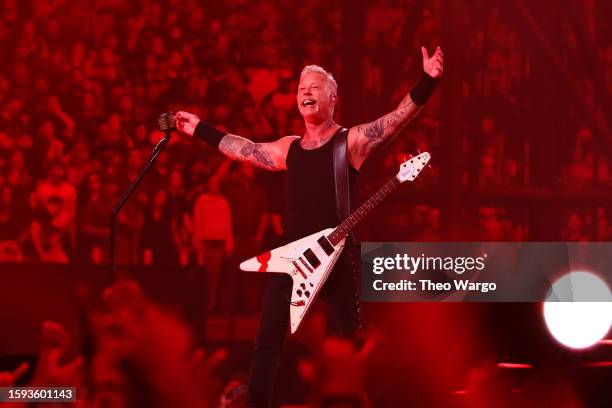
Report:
348,46,444,169
175,111,298,171
349,91,423,162
218,134,294,171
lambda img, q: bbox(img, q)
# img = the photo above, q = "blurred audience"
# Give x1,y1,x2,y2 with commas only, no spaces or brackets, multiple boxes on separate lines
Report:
0,1,610,406
0,0,610,269
0,281,230,407
193,176,234,312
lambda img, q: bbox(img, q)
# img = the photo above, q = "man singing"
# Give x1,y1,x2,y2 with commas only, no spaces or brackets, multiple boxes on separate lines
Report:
175,45,443,407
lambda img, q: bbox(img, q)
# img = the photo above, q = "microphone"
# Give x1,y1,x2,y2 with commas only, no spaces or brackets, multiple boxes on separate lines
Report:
158,111,176,133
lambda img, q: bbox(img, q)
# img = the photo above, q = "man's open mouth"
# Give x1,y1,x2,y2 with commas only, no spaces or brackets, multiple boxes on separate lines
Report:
302,100,316,107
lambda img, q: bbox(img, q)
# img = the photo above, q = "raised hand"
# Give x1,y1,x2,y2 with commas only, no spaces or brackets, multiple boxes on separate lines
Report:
422,46,444,78
93,282,206,406
0,362,30,386
174,111,201,136
31,321,83,387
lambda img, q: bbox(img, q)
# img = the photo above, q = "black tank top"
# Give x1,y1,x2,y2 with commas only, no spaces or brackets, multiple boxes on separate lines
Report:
284,129,359,242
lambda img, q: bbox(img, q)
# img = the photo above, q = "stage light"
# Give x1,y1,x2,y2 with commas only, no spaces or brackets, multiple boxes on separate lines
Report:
543,271,612,349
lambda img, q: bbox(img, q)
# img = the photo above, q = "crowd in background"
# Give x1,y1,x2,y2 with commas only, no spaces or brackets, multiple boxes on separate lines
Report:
0,0,611,406
0,281,378,407
0,0,611,263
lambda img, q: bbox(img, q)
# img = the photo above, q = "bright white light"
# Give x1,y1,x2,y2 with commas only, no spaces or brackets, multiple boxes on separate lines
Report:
543,272,612,349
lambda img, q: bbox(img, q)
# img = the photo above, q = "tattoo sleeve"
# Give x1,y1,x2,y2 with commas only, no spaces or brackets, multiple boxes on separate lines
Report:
219,134,278,170
358,95,423,151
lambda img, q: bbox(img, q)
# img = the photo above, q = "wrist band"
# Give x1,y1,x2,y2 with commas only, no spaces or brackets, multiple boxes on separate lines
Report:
193,120,225,148
409,73,439,106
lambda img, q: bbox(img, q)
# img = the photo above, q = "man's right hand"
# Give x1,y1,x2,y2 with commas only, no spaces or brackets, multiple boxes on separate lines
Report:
175,111,201,136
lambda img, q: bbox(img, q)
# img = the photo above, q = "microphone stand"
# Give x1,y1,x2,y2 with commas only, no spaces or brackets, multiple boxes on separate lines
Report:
109,119,173,278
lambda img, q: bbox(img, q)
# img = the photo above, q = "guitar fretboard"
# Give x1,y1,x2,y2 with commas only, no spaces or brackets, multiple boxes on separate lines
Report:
328,177,401,246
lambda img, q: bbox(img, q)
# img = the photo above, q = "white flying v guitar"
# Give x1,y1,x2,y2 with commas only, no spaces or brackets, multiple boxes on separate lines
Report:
240,152,431,333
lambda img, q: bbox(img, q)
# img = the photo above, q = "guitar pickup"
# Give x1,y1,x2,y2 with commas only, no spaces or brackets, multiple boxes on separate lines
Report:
302,248,321,269
317,236,334,256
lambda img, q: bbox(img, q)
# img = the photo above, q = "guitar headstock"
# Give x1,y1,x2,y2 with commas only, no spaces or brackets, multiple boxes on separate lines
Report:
396,152,431,183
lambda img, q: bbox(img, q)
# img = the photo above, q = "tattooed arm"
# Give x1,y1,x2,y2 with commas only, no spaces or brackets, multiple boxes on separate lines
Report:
347,94,423,170
218,134,299,171
347,46,443,169
174,110,298,171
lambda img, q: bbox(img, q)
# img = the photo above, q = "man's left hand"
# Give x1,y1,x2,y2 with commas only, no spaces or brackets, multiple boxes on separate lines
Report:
422,46,444,78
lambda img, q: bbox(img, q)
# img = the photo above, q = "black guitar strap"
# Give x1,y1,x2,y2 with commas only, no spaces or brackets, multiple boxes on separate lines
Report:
333,127,351,222
333,127,363,333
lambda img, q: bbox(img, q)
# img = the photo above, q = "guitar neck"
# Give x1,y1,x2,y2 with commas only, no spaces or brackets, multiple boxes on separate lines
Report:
328,177,401,246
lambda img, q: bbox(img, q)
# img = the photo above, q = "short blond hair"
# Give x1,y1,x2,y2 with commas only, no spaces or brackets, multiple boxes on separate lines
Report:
300,65,338,92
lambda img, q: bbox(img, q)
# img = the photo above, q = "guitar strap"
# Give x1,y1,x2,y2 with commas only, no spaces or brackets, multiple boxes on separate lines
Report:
333,127,351,223
333,127,363,333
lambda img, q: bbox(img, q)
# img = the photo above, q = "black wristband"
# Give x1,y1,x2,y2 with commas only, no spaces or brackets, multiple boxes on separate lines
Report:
409,73,439,106
193,120,225,148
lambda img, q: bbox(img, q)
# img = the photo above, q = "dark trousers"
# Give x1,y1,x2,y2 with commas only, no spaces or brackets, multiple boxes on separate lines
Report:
247,245,360,407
